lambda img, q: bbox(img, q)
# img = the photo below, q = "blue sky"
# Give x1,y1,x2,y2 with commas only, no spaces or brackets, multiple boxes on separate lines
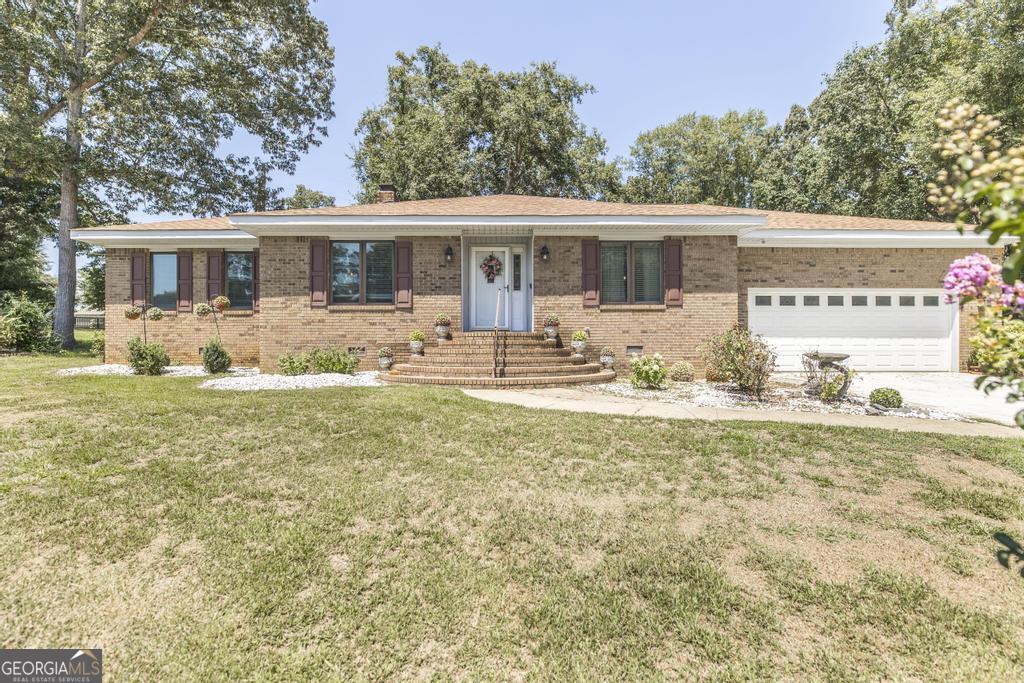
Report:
49,0,895,274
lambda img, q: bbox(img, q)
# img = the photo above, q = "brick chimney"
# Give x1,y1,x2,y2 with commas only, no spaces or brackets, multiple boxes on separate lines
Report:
377,184,396,203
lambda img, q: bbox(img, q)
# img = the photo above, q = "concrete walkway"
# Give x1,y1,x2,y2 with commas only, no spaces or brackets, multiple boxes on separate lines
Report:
463,387,1023,439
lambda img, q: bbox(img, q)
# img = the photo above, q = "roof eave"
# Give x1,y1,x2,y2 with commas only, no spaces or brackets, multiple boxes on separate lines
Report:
738,229,1017,248
71,229,258,249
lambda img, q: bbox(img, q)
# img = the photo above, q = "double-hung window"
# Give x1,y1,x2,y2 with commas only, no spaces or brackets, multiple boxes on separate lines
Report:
599,242,663,304
225,252,255,310
330,241,395,304
150,253,177,310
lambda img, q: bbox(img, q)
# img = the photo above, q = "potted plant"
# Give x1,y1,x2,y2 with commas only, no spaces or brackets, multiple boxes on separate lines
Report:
409,329,426,356
570,330,588,357
599,346,616,369
543,314,560,340
377,346,394,370
434,313,451,339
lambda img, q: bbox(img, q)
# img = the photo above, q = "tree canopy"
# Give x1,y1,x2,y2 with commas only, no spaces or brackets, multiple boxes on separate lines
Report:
1,0,335,344
353,45,620,203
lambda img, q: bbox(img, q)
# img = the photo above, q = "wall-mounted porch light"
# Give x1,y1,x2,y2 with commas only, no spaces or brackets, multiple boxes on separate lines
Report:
540,244,550,261
444,245,454,263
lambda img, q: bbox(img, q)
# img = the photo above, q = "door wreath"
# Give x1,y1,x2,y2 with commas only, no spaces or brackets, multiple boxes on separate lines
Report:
480,253,503,283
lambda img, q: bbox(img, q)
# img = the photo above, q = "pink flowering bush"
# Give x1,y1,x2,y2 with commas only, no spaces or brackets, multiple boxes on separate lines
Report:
944,252,1024,313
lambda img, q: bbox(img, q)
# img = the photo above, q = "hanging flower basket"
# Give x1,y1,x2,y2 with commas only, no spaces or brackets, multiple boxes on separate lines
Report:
480,254,503,283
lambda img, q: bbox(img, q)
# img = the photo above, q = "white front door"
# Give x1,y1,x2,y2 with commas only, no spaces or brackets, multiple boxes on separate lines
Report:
472,247,510,329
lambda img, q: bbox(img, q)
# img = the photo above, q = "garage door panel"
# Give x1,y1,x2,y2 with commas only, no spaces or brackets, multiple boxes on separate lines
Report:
748,289,954,372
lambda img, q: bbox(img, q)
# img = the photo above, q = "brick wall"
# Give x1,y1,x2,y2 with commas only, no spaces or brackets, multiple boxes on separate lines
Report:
737,247,1002,370
532,235,739,371
256,235,461,371
104,248,259,365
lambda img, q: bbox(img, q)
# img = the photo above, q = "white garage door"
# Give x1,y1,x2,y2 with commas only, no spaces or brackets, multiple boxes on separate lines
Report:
747,288,957,372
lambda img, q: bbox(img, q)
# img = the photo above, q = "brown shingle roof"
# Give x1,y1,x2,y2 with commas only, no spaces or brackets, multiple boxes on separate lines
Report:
760,209,959,232
238,194,759,217
74,216,231,232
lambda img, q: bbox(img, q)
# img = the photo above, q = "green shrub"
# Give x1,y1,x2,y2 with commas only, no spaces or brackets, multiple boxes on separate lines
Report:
571,330,587,342
308,346,358,374
201,338,232,374
702,326,777,399
668,361,696,382
126,336,170,375
409,329,426,342
819,368,856,403
869,387,903,409
630,353,667,389
0,294,50,351
277,353,309,376
90,331,105,357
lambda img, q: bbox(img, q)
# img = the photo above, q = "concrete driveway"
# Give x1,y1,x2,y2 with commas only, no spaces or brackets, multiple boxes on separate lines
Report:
850,372,1019,426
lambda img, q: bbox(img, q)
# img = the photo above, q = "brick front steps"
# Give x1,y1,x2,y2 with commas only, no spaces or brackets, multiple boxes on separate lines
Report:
382,331,614,388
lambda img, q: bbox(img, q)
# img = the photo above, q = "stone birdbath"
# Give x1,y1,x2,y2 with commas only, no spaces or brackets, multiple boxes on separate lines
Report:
802,352,853,401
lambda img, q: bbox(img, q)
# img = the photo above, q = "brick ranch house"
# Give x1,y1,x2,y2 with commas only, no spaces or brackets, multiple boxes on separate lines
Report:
73,190,1007,384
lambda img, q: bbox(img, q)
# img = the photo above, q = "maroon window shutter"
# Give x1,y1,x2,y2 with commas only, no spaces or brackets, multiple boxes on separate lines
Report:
582,239,600,307
252,248,260,312
176,250,193,312
395,241,413,309
130,250,146,305
206,250,224,301
309,238,327,307
664,239,683,306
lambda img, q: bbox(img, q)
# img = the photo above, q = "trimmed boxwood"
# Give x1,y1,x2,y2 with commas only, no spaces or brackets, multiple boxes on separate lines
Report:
869,387,903,409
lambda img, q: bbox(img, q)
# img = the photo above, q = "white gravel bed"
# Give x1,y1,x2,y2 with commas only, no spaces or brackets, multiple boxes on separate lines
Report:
200,371,382,391
582,380,972,422
57,364,259,378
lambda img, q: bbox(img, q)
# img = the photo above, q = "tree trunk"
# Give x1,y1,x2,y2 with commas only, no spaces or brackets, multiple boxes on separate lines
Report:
54,0,87,349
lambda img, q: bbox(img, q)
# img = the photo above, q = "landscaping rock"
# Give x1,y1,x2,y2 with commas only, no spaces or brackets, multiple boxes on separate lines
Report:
200,371,382,391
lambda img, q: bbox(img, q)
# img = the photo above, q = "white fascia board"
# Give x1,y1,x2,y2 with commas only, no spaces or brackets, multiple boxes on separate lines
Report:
229,213,766,234
71,229,258,249
737,229,1018,248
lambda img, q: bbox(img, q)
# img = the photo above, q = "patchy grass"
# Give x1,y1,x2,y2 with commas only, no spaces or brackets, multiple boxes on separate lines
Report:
1,351,1023,679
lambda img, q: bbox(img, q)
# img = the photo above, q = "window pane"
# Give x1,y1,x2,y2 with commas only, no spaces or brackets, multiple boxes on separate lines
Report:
365,242,394,303
852,296,868,306
600,244,627,303
803,295,819,306
876,296,891,306
780,295,796,306
225,252,254,310
900,295,915,306
633,243,662,303
828,295,844,306
331,242,360,303
151,253,177,310
755,295,771,306
512,254,522,291
923,295,939,307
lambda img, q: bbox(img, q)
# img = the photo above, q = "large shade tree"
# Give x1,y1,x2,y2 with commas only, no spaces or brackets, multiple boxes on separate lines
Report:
0,0,335,347
353,45,620,203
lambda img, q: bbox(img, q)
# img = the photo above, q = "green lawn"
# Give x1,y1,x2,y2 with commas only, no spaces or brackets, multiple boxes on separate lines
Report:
2,347,1024,680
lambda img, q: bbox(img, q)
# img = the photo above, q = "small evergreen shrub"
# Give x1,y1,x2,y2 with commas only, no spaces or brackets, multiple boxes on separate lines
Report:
278,353,309,376
409,330,426,342
668,361,696,382
90,331,105,356
309,347,358,374
630,353,667,389
201,338,232,374
126,336,170,375
869,387,903,409
0,294,51,351
571,330,587,342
